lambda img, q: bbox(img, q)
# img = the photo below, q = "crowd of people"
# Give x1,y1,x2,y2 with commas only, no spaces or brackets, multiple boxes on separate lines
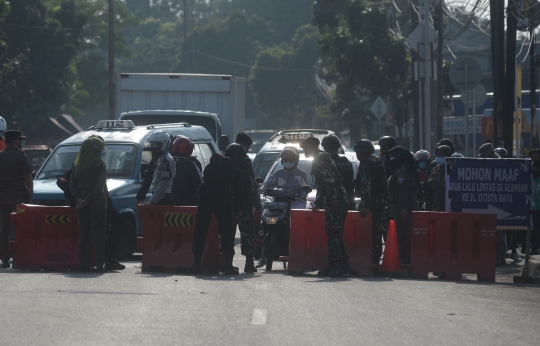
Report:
0,116,539,274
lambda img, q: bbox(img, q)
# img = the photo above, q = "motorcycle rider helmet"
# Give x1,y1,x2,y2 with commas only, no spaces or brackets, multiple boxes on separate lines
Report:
0,116,6,137
353,139,375,155
321,134,342,151
494,147,508,158
224,143,247,160
171,135,194,157
452,152,464,158
145,131,171,153
280,148,299,167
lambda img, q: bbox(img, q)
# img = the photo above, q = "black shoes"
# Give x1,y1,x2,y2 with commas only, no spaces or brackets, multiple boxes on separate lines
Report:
328,262,354,277
224,265,239,275
79,266,94,272
317,264,336,276
244,256,257,273
95,267,107,273
105,260,126,271
188,262,201,274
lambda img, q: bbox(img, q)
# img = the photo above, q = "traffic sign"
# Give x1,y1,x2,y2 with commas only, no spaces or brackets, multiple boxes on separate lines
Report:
449,57,482,91
461,84,487,109
407,20,438,57
370,97,387,120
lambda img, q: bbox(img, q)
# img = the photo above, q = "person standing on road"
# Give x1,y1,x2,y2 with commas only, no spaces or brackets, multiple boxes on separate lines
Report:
189,144,247,275
0,130,33,268
70,136,108,272
424,145,451,212
300,136,351,277
141,131,176,206
234,133,262,273
0,117,6,151
387,146,420,266
378,136,398,177
322,135,356,210
353,140,388,266
528,149,540,256
170,136,202,206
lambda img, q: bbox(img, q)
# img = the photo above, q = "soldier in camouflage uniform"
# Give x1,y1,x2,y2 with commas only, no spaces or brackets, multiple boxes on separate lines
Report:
353,140,388,265
424,145,451,212
235,133,262,273
387,146,420,265
321,135,356,210
300,136,351,277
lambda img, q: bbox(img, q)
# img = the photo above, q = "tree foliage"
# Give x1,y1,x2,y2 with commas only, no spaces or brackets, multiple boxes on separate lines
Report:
313,0,411,136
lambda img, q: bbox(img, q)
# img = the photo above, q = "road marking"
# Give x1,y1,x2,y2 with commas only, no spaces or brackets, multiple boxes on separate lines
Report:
251,309,267,325
255,283,267,290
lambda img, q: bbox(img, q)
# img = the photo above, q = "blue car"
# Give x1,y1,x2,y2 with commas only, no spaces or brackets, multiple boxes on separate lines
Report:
32,120,219,258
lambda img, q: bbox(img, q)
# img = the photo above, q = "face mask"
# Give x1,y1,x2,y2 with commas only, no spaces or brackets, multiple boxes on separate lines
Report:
418,161,427,169
533,161,540,168
283,162,294,169
436,157,445,165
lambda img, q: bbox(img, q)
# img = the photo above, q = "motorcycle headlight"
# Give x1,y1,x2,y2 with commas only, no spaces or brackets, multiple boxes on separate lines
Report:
267,217,277,225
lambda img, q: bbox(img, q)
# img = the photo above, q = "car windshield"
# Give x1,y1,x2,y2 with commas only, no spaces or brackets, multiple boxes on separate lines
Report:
253,152,280,179
36,144,138,180
24,149,51,171
267,157,358,188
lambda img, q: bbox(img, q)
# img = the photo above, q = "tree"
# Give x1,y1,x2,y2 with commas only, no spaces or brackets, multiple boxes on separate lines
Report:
249,25,320,128
0,0,86,132
313,0,411,138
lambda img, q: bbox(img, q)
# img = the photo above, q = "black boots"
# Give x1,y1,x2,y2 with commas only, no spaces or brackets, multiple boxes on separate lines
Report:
244,255,257,273
188,256,202,274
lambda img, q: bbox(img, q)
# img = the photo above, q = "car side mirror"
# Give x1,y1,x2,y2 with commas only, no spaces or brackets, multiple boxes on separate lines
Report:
218,135,230,152
301,185,313,193
255,177,264,184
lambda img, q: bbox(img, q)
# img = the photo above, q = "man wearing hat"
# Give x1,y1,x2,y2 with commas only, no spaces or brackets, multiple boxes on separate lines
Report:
300,136,351,276
478,143,500,158
0,130,33,268
233,133,262,273
425,145,452,212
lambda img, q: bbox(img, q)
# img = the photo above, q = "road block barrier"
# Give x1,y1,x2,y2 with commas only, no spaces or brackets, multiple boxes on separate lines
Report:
9,204,84,270
411,211,497,281
137,205,221,273
288,209,372,275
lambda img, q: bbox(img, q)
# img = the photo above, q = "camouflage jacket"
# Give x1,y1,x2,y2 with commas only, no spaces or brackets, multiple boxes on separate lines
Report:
424,164,446,212
239,156,262,211
311,151,348,208
354,155,388,211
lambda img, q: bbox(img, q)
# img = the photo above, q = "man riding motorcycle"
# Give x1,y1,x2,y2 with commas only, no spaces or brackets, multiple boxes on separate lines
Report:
257,148,309,267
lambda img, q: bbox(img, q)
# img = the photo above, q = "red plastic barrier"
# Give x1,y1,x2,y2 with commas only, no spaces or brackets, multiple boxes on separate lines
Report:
9,204,85,270
411,211,497,281
137,205,221,273
288,209,372,276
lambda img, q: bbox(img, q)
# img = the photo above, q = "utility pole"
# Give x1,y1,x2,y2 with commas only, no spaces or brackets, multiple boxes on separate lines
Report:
531,27,538,148
436,0,444,142
183,0,188,72
411,0,420,151
504,2,518,157
423,0,431,151
107,0,115,120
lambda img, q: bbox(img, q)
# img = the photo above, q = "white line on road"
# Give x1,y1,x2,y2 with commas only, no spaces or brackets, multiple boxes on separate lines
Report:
255,283,267,290
251,309,267,325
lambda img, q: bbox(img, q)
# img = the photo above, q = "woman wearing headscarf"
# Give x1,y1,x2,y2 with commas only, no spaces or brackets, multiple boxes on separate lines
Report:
387,146,420,266
70,136,108,272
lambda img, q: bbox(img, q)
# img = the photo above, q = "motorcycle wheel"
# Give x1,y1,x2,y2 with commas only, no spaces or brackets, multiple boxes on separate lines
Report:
266,234,277,271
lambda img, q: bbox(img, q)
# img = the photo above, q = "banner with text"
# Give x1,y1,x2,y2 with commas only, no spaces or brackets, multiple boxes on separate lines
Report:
446,158,531,228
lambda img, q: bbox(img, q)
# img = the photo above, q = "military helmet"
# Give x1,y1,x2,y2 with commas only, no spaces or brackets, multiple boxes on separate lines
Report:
378,136,397,151
321,134,342,150
224,143,247,159
353,139,375,155
437,138,456,154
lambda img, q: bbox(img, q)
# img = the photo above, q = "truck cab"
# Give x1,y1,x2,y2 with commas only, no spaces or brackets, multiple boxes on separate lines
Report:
32,120,219,258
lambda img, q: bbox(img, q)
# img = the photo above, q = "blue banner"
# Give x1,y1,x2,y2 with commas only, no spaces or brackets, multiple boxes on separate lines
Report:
446,158,531,228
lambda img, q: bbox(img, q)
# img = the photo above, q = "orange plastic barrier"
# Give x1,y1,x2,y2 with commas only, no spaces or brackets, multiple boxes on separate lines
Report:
137,205,221,273
411,211,497,281
288,209,372,276
9,204,85,270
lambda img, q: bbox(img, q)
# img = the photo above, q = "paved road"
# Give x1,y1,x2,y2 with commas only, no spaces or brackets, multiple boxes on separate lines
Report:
0,246,539,345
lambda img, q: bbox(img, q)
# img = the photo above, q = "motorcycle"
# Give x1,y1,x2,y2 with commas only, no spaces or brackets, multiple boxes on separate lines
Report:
261,185,312,271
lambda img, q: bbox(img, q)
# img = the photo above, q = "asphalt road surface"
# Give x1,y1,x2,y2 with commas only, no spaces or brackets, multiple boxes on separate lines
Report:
1,240,539,345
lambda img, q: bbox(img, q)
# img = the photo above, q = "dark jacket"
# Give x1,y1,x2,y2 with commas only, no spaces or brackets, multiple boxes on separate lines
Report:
354,155,388,211
69,159,107,210
171,155,202,206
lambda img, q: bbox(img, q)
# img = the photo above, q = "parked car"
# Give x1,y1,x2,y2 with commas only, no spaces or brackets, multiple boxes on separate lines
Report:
23,145,53,174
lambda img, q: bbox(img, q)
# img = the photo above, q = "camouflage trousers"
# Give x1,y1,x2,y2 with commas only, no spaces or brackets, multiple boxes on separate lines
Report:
372,209,386,264
237,208,257,256
324,204,348,263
